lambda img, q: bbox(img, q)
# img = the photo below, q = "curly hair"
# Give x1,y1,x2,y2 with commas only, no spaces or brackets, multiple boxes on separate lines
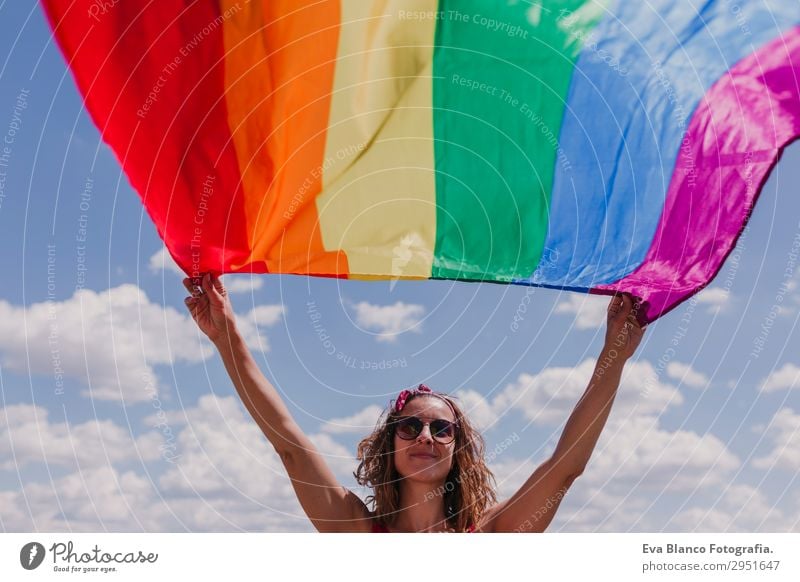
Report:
354,391,497,532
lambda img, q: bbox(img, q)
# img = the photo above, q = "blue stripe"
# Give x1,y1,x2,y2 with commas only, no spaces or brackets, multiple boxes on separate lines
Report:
522,0,799,288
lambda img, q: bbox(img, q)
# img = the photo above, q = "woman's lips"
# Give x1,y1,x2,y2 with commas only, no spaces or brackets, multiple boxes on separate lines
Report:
410,453,437,459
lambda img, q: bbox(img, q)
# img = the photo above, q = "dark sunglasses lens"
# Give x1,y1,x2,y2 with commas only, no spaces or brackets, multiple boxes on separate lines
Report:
431,420,455,440
396,417,422,439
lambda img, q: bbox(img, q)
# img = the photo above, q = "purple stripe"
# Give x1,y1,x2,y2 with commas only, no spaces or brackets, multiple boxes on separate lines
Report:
594,26,800,324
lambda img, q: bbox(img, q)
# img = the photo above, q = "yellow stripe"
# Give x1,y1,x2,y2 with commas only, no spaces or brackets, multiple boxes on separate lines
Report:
317,0,438,279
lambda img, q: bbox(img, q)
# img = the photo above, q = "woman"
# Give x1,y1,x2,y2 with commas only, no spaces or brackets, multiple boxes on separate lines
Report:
183,273,646,533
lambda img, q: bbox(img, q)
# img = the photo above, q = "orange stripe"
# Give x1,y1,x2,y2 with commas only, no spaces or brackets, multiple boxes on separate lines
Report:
220,0,347,275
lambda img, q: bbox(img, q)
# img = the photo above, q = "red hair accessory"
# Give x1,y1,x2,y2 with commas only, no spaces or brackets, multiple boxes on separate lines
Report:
394,383,432,413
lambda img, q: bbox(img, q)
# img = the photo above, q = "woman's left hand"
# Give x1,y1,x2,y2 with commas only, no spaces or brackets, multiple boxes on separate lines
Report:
604,293,646,361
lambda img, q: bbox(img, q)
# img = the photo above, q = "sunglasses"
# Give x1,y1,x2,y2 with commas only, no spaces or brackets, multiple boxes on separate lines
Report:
393,416,458,444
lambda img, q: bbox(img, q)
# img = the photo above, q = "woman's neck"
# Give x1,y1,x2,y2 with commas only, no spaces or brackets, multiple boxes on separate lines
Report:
390,480,451,532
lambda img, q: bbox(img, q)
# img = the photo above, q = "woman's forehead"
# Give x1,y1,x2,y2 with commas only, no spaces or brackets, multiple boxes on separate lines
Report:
402,396,455,420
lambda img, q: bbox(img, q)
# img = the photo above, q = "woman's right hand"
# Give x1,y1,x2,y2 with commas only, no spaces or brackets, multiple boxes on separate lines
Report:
183,273,238,345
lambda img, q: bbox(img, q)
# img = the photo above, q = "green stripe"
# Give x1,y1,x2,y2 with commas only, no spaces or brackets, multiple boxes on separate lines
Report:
432,0,606,281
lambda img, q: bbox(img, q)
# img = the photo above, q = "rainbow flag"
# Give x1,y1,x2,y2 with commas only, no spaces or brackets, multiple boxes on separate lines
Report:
42,1,800,323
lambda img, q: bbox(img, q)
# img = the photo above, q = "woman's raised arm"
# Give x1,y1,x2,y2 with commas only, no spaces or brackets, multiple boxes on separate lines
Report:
480,293,646,533
183,274,372,532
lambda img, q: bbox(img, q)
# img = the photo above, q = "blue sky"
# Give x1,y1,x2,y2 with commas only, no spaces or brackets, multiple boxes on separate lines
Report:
0,1,798,532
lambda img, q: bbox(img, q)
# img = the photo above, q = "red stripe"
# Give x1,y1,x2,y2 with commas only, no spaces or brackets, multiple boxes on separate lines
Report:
42,0,253,275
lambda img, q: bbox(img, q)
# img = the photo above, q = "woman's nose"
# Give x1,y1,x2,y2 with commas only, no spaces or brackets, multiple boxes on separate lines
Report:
416,424,434,443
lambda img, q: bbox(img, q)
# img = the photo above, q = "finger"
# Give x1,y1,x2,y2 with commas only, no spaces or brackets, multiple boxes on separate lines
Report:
608,293,624,313
184,276,204,297
184,296,199,315
622,294,640,319
200,272,212,294
184,293,203,306
611,294,632,319
182,277,200,296
186,295,207,317
211,273,227,297
202,272,225,305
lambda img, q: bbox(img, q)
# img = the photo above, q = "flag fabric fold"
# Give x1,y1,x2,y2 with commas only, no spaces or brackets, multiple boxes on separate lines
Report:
42,0,800,323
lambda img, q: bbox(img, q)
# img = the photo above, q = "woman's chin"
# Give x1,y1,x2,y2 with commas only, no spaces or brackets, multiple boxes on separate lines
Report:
398,466,449,485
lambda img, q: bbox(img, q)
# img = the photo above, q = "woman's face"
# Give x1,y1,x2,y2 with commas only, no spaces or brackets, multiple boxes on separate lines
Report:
393,396,457,485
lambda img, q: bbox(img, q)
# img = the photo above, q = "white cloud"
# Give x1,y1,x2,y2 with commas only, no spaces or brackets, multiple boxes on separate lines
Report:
308,432,359,479
222,275,264,294
0,286,284,403
0,401,177,531
321,405,384,434
554,484,653,532
667,361,710,389
159,395,356,496
668,484,795,532
481,358,747,532
752,407,800,471
148,247,183,276
694,287,730,313
485,408,743,531
0,402,160,470
235,305,285,352
0,376,782,534
4,465,161,531
0,285,207,402
759,363,800,393
452,389,501,432
0,356,784,533
351,301,425,342
0,395,356,532
158,394,291,498
554,293,608,330
780,268,800,313
586,415,740,492
488,456,540,500
157,394,356,530
492,359,682,425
